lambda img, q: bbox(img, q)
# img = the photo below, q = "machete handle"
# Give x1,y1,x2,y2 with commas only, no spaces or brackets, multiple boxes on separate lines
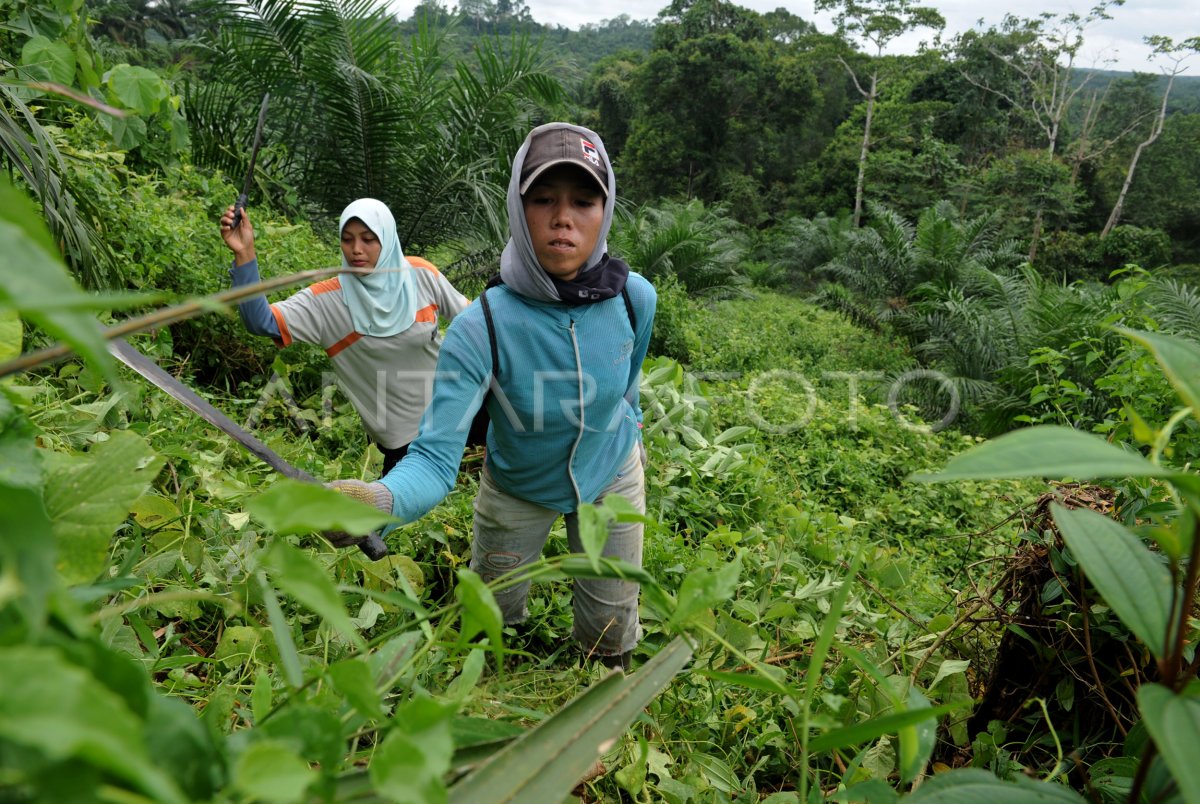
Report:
230,192,249,231
358,532,389,561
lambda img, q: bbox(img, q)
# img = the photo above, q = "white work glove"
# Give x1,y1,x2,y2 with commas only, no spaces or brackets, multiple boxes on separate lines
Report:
322,480,393,547
326,479,393,511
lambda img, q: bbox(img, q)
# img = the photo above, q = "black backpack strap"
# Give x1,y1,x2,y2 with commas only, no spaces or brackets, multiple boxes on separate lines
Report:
479,286,499,380
621,286,637,333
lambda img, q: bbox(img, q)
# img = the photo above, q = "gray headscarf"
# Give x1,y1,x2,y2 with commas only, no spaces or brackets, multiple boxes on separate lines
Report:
499,122,617,303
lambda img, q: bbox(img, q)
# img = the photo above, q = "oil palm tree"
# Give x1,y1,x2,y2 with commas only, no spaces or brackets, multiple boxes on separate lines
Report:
608,199,748,296
186,0,563,251
0,81,111,287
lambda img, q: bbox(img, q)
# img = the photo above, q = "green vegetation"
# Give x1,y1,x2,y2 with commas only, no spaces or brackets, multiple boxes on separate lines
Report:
3,0,1200,800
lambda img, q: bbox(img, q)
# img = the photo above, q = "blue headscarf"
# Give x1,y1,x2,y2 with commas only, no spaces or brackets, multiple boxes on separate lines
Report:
338,198,418,337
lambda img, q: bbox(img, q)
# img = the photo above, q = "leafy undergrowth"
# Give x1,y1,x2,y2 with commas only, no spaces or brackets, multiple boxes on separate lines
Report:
4,179,1134,801
4,271,1089,802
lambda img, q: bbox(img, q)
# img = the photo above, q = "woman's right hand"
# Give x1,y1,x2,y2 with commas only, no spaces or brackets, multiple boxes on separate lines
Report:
220,204,256,265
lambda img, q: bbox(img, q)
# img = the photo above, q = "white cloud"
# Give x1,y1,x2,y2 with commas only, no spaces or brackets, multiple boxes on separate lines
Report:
392,0,1199,72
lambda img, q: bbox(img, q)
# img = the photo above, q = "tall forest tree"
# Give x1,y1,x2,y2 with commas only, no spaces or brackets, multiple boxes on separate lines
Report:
1103,35,1200,236
952,1,1123,258
620,0,818,224
814,0,944,226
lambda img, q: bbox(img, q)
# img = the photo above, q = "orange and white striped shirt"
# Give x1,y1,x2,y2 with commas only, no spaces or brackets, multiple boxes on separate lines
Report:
270,257,469,448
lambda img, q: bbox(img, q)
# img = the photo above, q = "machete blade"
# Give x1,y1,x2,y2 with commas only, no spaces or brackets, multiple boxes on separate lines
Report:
109,338,388,560
230,92,270,231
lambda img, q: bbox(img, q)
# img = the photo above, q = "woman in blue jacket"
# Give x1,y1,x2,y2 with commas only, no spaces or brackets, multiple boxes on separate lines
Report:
331,123,656,670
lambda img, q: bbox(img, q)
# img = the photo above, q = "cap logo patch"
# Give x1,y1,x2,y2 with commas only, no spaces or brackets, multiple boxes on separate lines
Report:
580,138,600,167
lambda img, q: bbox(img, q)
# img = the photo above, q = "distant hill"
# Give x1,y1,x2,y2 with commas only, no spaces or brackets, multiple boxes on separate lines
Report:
1081,68,1200,114
395,7,654,84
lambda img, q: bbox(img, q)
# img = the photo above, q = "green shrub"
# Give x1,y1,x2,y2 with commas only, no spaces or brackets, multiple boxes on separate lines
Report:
53,118,334,386
647,275,702,364
1037,226,1172,282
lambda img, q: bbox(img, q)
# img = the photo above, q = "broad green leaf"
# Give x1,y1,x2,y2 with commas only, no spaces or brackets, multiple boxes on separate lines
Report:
454,569,503,650
930,659,971,691
1087,757,1137,801
714,425,754,445
0,180,115,380
576,502,609,573
615,735,649,797
246,479,399,536
371,696,455,804
0,648,186,803
906,768,1086,802
690,752,738,793
599,493,654,523
1053,504,1173,660
259,576,303,688
0,399,54,631
213,626,272,668
361,553,424,593
446,647,487,704
264,542,364,649
103,112,148,150
42,430,164,585
669,551,742,628
370,630,422,689
0,483,55,630
448,717,525,769
256,705,343,771
697,668,799,698
328,659,384,720
898,688,935,783
142,694,223,801
1138,684,1200,802
21,35,75,84
0,311,20,363
808,701,967,754
829,780,897,802
1120,329,1200,418
911,425,1179,483
252,670,273,725
450,716,525,749
448,636,694,803
232,740,316,804
107,64,168,114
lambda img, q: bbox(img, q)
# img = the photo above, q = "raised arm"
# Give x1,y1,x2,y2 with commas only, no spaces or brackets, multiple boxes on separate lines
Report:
220,206,280,340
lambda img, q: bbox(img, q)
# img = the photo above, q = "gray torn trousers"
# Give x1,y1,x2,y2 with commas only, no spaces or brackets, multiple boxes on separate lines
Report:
470,445,645,657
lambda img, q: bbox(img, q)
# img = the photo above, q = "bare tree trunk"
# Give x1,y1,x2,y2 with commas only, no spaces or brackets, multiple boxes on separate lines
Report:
853,72,877,228
1029,209,1043,262
1069,89,1103,186
1103,73,1176,238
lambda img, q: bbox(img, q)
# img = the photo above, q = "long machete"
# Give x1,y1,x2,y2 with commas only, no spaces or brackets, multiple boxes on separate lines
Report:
230,93,270,232
109,339,389,560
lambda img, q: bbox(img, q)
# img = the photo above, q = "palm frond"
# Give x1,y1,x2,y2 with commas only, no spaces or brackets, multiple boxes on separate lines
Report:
0,82,111,287
1142,278,1200,340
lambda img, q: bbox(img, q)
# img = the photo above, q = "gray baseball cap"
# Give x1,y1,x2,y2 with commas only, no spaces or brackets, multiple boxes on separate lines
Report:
519,127,608,197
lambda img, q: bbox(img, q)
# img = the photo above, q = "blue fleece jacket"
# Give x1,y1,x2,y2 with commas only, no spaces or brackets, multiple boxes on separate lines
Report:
379,273,656,520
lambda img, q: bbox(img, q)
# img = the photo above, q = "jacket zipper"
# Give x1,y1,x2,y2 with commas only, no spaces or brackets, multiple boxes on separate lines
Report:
566,319,584,506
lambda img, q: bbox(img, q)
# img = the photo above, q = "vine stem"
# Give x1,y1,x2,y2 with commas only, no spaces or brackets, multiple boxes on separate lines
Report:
0,265,358,378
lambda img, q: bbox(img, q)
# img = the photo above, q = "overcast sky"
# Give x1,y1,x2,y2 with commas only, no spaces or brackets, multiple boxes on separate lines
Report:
395,0,1199,73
